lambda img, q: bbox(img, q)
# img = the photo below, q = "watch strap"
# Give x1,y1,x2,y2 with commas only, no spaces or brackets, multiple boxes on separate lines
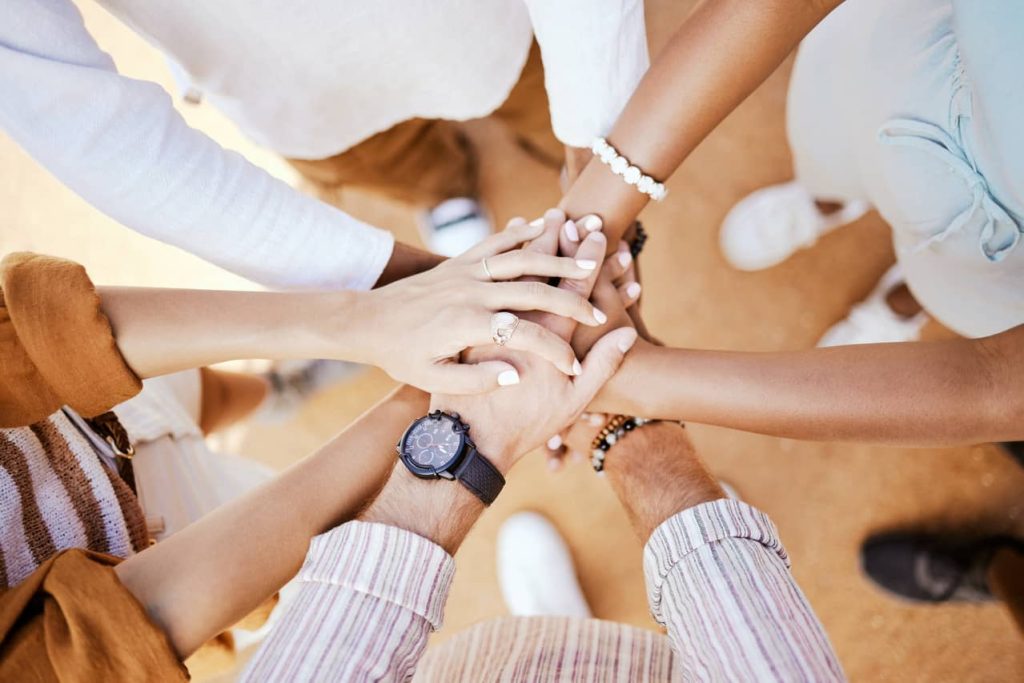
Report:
452,446,505,506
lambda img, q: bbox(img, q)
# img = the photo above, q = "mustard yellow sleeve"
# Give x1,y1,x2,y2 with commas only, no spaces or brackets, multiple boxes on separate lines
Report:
0,253,141,427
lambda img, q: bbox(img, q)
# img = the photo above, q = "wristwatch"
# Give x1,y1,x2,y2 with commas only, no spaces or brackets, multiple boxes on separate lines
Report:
397,410,505,505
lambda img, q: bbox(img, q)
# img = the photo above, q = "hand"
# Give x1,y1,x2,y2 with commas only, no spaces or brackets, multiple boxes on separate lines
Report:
430,213,638,472
352,216,608,394
570,243,643,357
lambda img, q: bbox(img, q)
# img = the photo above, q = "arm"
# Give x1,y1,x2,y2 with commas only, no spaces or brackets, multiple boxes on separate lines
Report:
113,384,429,659
604,422,845,681
558,0,843,246
594,326,1024,446
0,0,394,290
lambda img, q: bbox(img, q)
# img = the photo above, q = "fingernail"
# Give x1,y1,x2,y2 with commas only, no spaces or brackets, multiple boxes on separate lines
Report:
593,308,608,324
572,359,582,375
564,220,580,242
529,218,544,227
618,251,632,268
581,216,603,232
497,369,520,386
547,458,562,472
588,413,605,426
585,230,606,245
626,282,642,299
576,259,597,270
547,435,563,450
616,329,639,353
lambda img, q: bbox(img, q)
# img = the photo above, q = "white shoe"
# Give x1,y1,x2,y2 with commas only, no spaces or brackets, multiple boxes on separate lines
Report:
720,181,869,271
497,511,591,618
419,197,492,257
818,265,928,347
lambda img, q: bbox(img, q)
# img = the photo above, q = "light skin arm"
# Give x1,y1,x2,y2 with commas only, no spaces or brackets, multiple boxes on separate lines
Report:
113,384,428,658
593,327,1024,447
559,0,843,247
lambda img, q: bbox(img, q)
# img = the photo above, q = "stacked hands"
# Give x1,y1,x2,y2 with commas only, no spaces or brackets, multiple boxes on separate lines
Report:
364,207,650,474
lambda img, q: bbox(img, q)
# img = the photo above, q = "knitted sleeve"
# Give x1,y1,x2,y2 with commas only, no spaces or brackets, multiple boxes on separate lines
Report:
0,252,142,427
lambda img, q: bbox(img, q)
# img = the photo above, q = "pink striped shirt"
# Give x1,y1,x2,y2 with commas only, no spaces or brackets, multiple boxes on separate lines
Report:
243,500,844,681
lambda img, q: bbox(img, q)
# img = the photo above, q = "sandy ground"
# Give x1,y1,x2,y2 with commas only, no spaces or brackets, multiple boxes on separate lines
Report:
2,2,1022,681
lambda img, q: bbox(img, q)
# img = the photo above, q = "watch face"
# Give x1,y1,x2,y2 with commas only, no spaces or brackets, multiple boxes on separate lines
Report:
403,415,464,472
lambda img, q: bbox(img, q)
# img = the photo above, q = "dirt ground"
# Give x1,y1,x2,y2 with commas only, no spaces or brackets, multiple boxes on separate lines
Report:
1,2,1021,681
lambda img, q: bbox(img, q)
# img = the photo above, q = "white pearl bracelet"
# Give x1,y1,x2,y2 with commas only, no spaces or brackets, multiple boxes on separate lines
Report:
591,137,668,202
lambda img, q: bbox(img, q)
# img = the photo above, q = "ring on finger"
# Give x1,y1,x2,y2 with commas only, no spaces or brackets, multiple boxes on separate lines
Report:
481,257,495,282
490,311,520,346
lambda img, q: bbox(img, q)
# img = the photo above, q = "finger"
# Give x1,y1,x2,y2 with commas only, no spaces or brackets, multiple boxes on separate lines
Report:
605,243,633,283
484,281,605,326
428,360,521,395
502,318,581,376
545,230,607,339
546,434,567,472
518,208,565,284
478,250,597,282
618,280,642,307
572,327,638,404
459,216,543,261
558,218,581,259
578,214,603,234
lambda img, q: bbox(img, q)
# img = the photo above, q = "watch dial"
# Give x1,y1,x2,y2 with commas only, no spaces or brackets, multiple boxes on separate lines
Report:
405,416,463,470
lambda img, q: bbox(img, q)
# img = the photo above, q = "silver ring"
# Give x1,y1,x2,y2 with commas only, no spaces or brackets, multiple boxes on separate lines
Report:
481,257,495,282
490,311,519,346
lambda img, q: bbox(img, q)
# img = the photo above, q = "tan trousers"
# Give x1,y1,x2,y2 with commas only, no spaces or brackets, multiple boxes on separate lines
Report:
289,43,562,208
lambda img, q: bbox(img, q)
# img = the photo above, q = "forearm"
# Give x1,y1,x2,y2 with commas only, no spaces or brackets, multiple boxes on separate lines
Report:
114,384,428,658
595,331,1023,446
559,0,841,246
99,287,368,377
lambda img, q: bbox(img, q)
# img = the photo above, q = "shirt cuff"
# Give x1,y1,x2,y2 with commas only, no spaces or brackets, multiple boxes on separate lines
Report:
299,520,455,631
0,252,142,424
643,499,789,623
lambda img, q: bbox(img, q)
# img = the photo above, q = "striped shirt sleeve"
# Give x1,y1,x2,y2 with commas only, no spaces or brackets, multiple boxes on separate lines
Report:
241,521,454,682
643,499,846,682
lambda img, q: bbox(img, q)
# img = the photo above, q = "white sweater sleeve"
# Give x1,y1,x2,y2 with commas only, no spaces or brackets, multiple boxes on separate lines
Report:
0,0,394,291
523,0,649,148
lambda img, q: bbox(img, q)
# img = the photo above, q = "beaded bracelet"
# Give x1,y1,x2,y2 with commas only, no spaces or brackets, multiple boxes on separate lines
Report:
591,138,668,202
590,415,657,473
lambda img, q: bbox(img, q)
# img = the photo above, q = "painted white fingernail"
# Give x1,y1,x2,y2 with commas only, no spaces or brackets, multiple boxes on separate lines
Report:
618,251,632,268
593,308,608,324
572,359,583,375
589,413,605,426
585,230,606,245
529,218,544,227
626,282,642,299
576,259,597,270
497,369,520,386
616,329,639,353
582,215,603,232
547,435,563,450
564,220,580,242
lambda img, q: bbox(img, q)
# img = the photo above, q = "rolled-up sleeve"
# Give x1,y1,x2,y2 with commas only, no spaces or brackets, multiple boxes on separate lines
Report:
242,521,454,682
523,0,649,147
644,499,846,681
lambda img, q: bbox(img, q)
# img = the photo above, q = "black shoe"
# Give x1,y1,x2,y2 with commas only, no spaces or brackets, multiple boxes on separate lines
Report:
861,533,1024,603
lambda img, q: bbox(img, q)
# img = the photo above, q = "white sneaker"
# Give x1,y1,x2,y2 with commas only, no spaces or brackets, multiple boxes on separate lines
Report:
720,181,869,271
497,511,591,618
419,197,492,257
818,265,928,347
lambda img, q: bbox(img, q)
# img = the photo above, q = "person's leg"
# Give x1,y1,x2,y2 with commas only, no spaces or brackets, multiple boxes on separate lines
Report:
989,547,1024,633
198,367,269,436
489,42,564,170
288,117,477,208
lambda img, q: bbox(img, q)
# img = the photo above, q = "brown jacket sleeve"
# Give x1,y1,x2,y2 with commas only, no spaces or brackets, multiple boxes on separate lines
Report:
0,253,141,427
0,549,188,681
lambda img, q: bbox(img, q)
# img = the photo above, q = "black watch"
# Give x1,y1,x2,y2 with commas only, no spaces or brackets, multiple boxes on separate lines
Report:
397,410,505,506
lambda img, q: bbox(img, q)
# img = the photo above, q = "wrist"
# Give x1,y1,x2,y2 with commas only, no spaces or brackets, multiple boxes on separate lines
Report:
603,421,723,541
361,465,483,555
305,290,377,365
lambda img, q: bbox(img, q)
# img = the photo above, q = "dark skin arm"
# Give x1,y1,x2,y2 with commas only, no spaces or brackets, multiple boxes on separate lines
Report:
559,0,844,248
374,241,445,286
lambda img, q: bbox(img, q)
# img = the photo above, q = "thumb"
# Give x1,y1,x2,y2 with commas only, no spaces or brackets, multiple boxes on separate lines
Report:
571,327,637,403
429,360,521,395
